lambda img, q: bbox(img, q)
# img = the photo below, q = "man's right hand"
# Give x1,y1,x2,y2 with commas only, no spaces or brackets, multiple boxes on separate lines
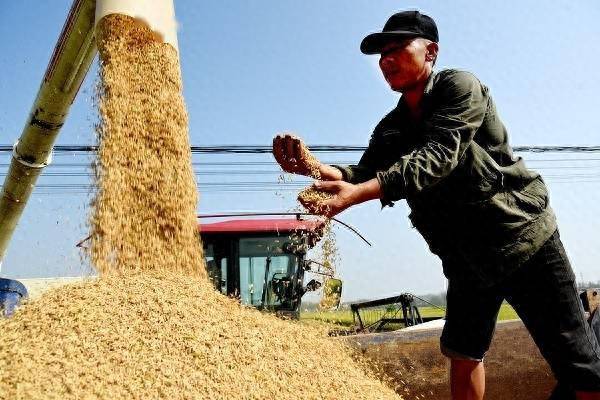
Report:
273,133,344,180
272,133,321,178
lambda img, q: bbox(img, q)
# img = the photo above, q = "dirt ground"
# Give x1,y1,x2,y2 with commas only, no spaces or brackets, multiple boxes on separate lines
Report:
347,320,556,400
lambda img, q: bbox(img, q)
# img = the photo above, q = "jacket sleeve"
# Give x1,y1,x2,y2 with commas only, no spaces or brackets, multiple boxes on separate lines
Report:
376,71,488,203
332,135,379,184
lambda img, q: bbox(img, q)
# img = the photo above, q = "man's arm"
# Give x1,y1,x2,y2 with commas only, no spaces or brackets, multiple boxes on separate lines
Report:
303,178,382,218
272,130,381,182
330,135,380,184
376,71,487,203
312,72,488,217
318,164,343,181
300,138,384,217
272,134,372,181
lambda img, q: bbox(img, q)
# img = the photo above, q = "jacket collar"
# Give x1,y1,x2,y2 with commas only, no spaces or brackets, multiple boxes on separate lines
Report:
423,70,437,96
397,70,437,112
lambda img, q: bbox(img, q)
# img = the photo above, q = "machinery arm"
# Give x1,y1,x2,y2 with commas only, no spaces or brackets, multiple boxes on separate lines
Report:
0,0,97,267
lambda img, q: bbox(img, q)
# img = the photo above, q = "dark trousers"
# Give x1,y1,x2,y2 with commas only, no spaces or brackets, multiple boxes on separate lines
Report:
441,230,600,392
550,309,600,398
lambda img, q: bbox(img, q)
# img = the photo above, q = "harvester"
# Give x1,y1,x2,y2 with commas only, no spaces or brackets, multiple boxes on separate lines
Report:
199,213,345,318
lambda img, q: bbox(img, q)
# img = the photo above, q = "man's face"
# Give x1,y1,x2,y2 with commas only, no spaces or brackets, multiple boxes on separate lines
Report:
379,38,433,92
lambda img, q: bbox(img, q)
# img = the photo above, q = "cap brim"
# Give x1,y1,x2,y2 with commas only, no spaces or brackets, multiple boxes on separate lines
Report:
360,31,420,55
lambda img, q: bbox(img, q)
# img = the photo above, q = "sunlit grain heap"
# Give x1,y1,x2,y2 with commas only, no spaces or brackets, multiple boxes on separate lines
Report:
0,273,403,399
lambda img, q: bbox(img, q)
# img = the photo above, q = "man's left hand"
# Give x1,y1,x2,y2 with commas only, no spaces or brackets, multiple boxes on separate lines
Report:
305,180,359,218
300,178,383,218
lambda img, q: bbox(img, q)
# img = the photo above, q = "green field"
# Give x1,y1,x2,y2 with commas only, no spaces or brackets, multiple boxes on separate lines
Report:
300,303,519,328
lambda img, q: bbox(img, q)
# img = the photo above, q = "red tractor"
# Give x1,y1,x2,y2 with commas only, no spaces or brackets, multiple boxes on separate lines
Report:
199,214,343,318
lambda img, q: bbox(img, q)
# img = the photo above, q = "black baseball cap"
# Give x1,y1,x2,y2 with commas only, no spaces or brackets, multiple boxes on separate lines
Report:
361,11,439,55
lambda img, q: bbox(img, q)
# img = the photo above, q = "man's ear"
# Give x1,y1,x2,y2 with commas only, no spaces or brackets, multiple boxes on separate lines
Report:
426,42,439,62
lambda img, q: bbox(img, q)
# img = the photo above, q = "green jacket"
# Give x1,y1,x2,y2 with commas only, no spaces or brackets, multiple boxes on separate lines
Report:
336,69,556,286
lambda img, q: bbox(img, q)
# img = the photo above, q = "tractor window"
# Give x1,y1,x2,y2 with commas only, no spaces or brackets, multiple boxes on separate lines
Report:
203,242,227,295
238,237,296,308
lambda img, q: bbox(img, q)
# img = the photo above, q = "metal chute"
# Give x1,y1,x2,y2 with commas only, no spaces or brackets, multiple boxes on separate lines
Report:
95,0,179,52
0,0,97,268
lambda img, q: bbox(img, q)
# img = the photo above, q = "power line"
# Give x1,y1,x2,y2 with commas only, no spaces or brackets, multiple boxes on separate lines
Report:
1,144,599,154
2,144,600,195
9,172,600,196
4,164,600,179
5,159,600,169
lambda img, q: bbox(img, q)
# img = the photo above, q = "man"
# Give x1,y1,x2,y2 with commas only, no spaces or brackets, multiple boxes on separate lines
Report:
272,10,600,400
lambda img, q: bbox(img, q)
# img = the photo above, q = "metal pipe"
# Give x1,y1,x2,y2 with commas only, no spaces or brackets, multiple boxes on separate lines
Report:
0,0,97,268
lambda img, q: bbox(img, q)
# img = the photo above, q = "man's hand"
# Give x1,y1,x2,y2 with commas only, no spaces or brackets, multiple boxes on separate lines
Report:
273,133,343,180
273,134,321,178
299,178,382,218
309,181,357,218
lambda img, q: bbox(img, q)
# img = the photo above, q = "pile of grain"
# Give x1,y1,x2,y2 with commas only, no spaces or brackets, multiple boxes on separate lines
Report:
0,273,401,399
0,14,403,400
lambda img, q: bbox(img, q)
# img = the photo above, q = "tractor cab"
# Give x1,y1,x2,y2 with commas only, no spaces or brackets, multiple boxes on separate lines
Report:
199,217,337,317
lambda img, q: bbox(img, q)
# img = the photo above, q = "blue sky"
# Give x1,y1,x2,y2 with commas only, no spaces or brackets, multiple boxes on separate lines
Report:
0,1,599,300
